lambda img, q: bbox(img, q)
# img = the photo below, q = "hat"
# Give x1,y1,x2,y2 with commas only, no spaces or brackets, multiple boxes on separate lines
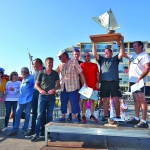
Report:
0,68,5,73
57,49,66,57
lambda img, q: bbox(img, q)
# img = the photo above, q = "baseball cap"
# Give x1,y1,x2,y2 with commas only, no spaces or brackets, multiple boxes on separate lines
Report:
57,49,66,57
0,68,5,73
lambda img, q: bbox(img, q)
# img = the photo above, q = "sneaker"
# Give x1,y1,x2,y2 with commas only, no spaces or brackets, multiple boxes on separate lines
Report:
22,130,28,136
67,113,72,121
58,117,66,122
134,121,149,128
127,118,140,124
116,116,121,119
25,130,34,138
2,127,7,131
108,118,114,124
72,118,78,123
82,115,86,123
77,113,81,121
31,134,39,142
7,131,17,136
100,117,108,123
90,115,98,123
115,116,123,123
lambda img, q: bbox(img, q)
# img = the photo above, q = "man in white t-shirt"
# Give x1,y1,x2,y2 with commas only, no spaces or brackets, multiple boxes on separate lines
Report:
122,41,150,128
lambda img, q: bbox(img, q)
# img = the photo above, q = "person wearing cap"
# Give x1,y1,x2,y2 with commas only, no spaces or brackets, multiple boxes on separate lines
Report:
67,48,83,121
7,67,34,136
56,49,86,123
0,68,7,131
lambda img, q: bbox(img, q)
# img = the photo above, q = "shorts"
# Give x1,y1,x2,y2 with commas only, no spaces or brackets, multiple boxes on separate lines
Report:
80,90,98,100
100,81,121,98
129,82,146,93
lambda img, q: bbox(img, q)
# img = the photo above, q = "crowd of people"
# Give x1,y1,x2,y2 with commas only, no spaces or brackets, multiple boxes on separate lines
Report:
0,36,150,142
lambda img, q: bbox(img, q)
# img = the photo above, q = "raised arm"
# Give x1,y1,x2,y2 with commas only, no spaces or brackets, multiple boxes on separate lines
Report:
117,36,129,59
92,42,99,61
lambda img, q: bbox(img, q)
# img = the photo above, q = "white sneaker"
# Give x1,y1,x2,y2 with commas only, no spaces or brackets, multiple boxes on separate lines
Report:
2,127,7,131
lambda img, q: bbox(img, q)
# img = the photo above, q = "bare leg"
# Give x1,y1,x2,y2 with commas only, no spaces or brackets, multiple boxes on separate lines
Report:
137,93,147,120
73,114,76,119
133,93,141,118
82,100,87,116
89,99,94,115
113,96,120,117
79,99,82,112
103,97,110,117
62,114,65,118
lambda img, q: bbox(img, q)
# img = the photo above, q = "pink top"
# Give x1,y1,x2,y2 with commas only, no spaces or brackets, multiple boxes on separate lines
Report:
86,101,90,109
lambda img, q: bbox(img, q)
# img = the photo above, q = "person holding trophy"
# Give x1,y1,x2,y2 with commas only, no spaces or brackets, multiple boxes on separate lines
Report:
92,36,125,123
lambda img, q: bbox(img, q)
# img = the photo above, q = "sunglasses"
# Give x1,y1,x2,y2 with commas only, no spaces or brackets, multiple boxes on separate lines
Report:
13,74,18,76
84,55,90,58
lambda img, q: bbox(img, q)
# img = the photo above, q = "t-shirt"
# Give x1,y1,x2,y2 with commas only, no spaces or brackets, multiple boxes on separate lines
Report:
5,81,21,101
37,70,59,93
128,52,150,83
59,59,82,92
80,62,99,90
78,60,83,88
97,54,120,81
78,60,83,65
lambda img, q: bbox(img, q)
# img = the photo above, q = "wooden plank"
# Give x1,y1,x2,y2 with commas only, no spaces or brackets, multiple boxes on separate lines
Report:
89,33,121,42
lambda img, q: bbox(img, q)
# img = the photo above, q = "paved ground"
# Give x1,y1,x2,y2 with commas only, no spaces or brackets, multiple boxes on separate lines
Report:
0,105,150,150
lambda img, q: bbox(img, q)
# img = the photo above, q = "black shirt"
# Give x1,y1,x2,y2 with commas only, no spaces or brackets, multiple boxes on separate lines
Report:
97,54,120,81
37,70,59,93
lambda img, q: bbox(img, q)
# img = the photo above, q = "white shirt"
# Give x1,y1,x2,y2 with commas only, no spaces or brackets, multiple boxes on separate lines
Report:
121,103,128,110
128,52,150,83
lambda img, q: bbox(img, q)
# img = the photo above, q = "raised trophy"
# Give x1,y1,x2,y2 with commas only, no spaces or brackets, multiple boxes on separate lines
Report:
90,9,121,42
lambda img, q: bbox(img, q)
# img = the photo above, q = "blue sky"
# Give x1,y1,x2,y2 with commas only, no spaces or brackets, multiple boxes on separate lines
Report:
0,0,150,75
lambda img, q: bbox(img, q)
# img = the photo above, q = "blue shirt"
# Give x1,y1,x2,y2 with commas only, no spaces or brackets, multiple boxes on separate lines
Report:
18,74,34,104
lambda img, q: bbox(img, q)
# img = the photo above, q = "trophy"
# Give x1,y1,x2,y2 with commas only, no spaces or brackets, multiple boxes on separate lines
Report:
90,9,121,42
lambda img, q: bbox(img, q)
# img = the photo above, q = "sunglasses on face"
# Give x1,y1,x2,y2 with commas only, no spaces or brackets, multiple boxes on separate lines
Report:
13,74,18,76
84,55,90,58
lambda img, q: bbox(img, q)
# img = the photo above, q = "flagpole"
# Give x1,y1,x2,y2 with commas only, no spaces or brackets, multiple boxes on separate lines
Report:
27,48,33,74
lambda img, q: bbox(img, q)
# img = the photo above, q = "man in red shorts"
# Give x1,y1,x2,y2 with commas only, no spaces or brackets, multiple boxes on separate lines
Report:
80,52,99,123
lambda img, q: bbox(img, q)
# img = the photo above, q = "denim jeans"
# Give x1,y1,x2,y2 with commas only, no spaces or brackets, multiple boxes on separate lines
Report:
12,101,32,132
5,101,18,127
61,88,80,114
35,94,55,136
31,90,46,134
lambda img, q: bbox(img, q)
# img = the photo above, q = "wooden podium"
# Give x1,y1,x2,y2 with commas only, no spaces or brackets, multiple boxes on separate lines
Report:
90,33,121,42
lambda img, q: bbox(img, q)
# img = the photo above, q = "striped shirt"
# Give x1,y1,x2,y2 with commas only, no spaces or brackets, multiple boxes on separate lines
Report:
5,81,21,101
58,59,82,92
